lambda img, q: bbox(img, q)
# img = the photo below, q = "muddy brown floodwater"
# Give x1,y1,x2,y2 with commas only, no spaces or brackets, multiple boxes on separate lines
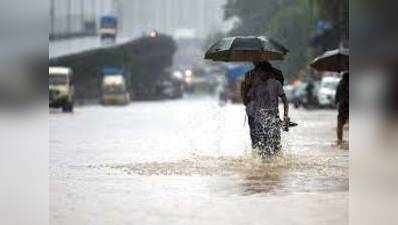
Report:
50,96,348,225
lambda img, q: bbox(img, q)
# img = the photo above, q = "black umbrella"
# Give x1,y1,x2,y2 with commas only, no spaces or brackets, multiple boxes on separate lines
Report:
204,36,289,62
310,48,349,72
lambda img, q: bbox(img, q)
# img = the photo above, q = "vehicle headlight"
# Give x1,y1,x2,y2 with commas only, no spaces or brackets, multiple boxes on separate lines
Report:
49,89,60,95
49,89,60,100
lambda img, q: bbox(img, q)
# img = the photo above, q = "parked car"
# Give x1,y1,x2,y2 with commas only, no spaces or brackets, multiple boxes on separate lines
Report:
292,81,320,109
49,67,74,112
292,83,305,108
317,76,341,108
157,79,184,99
101,67,130,105
101,75,130,105
283,85,295,103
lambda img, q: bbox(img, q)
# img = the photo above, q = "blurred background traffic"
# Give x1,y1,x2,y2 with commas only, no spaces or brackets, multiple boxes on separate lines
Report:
47,2,352,225
7,1,398,225
49,0,348,110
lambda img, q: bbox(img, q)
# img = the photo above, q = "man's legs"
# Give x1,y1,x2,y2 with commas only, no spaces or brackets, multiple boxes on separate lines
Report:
248,115,258,148
337,112,348,145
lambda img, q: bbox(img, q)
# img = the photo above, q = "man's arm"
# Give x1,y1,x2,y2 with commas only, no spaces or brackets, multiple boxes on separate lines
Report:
281,94,289,120
276,80,288,120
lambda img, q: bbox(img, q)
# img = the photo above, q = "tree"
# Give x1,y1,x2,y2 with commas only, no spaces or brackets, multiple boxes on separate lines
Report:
313,0,349,46
224,0,289,36
223,0,315,80
267,2,314,78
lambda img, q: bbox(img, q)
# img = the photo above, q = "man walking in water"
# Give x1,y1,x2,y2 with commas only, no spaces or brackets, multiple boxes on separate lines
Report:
335,72,349,145
241,61,289,155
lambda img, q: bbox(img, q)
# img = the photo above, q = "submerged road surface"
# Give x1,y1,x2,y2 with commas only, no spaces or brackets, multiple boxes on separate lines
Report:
50,96,348,225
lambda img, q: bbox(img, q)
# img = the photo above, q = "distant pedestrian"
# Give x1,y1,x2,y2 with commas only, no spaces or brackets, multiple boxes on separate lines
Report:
241,61,289,157
335,72,349,145
305,80,316,107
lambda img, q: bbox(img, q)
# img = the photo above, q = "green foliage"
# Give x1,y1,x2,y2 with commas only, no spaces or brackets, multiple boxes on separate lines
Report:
313,0,349,42
224,0,285,36
204,31,227,50
267,3,314,78
223,0,315,80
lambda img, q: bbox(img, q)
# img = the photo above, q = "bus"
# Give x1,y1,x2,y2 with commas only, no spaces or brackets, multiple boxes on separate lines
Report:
99,15,118,42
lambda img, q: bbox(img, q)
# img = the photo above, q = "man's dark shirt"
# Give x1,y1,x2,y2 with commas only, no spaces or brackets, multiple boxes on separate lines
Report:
272,67,284,85
241,67,284,106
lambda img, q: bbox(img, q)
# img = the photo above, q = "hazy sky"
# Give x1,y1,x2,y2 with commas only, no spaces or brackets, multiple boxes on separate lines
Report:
120,0,227,39
51,0,227,39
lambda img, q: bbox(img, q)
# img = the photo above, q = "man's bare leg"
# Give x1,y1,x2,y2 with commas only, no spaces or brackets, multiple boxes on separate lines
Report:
337,118,343,145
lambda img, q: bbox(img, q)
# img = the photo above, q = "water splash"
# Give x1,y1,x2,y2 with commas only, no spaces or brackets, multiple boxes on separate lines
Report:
90,151,348,195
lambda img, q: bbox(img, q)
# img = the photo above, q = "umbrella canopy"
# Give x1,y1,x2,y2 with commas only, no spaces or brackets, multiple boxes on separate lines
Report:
310,48,349,72
204,36,289,62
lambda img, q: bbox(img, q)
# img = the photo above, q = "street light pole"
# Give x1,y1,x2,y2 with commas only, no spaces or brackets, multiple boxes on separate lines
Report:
113,0,122,32
81,0,85,33
67,0,71,34
92,0,97,34
50,0,55,35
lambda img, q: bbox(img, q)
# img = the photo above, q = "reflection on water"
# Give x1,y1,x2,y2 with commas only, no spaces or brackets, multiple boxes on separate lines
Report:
93,151,348,196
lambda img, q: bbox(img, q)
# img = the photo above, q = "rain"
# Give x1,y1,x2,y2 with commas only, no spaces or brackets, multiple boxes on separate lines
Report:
49,1,349,225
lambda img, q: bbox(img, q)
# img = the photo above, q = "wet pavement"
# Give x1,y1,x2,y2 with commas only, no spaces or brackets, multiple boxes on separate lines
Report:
50,96,348,225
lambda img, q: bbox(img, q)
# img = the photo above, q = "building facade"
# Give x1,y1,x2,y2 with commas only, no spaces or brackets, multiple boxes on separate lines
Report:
50,0,226,40
50,0,116,37
121,0,226,39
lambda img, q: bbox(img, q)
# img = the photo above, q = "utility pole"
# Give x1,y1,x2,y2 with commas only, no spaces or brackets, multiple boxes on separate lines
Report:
336,0,346,48
339,0,348,47
92,0,97,34
81,0,85,33
99,0,103,16
309,0,314,25
113,0,122,32
119,0,123,32
67,0,72,34
50,0,55,36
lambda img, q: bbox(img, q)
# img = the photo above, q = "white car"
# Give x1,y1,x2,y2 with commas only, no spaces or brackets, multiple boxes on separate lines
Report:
283,85,295,103
49,67,74,112
317,76,341,108
101,75,130,105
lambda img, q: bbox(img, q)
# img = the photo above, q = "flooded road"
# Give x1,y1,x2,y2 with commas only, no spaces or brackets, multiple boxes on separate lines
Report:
50,96,348,225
